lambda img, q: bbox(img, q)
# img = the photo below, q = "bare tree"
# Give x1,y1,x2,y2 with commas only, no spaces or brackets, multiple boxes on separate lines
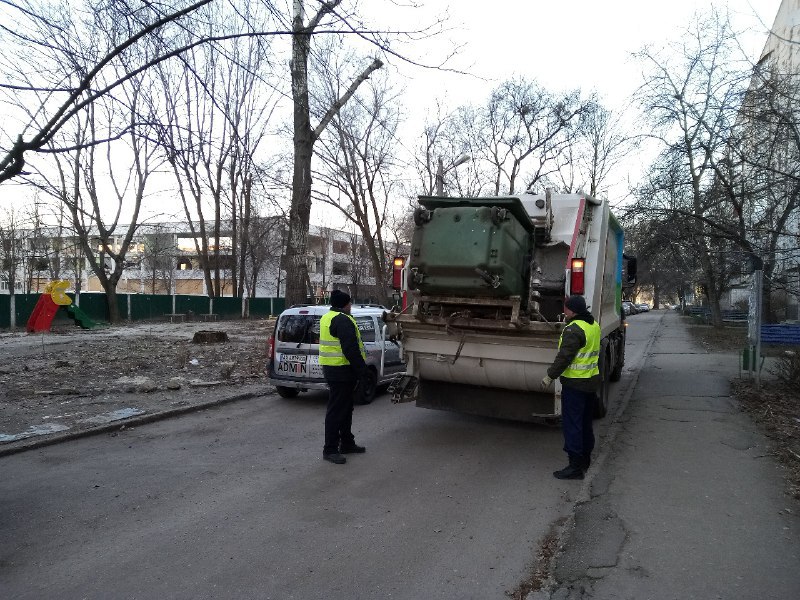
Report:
0,0,217,184
140,225,177,295
633,11,752,326
342,231,365,301
0,206,29,327
556,100,639,196
413,104,485,197
283,0,384,305
633,9,800,325
244,213,285,299
313,62,400,302
478,79,586,195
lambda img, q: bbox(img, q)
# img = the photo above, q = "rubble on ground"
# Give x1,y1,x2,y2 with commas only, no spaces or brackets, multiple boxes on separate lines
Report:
0,319,274,444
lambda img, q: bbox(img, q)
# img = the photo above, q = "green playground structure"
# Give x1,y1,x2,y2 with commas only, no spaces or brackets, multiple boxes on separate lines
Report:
66,304,98,329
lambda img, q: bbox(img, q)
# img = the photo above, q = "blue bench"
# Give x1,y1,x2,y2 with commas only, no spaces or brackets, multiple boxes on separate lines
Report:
760,324,800,355
687,307,747,324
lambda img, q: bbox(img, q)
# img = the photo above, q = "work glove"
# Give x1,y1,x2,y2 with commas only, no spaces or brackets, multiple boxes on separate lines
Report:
540,375,553,390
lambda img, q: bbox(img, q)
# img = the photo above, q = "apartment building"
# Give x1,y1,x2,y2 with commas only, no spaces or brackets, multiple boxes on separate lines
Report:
736,0,800,320
1,220,382,301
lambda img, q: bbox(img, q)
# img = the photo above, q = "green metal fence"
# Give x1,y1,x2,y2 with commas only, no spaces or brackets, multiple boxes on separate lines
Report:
1,292,285,329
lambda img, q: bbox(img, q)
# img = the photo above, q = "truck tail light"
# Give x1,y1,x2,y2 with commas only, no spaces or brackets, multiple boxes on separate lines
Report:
266,335,275,361
392,256,405,290
570,258,585,295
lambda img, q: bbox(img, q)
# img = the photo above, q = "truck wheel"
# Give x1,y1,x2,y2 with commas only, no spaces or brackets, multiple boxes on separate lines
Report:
276,386,300,399
355,370,378,405
610,335,624,382
594,351,610,419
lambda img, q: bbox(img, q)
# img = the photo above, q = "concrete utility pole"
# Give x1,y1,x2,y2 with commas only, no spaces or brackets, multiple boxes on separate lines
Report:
748,253,764,388
435,154,471,196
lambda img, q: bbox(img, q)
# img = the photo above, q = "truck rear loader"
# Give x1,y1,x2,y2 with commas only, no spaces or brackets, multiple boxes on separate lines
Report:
385,190,636,422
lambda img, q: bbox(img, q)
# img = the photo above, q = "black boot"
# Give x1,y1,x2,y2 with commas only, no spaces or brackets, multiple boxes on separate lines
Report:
553,456,585,480
340,443,366,454
581,453,592,470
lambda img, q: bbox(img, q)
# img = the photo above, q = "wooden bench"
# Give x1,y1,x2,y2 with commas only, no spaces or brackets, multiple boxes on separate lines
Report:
199,314,219,322
166,313,186,323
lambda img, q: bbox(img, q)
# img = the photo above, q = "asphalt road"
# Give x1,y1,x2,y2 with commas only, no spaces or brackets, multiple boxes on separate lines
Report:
0,314,658,600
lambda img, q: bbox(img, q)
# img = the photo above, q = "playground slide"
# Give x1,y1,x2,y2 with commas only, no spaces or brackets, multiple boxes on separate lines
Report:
26,294,60,333
67,304,97,329
25,280,98,332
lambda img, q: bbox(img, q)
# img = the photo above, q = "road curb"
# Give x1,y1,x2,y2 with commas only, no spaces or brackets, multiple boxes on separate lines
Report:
531,313,665,599
0,390,267,458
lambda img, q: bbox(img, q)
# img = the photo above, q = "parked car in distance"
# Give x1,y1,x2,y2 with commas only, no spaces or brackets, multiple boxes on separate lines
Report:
637,303,650,312
622,301,638,316
266,304,404,404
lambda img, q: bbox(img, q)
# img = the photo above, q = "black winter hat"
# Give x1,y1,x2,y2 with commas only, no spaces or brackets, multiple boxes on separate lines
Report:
330,289,352,309
565,294,587,313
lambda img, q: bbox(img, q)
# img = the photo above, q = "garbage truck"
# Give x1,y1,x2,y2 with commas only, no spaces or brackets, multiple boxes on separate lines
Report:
384,190,636,422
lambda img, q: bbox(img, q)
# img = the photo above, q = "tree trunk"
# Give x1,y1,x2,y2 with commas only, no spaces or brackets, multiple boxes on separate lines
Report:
285,127,314,305
285,5,314,307
106,286,120,324
284,1,381,306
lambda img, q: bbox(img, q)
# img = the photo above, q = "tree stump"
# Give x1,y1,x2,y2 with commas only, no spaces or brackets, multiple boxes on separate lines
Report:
192,330,229,344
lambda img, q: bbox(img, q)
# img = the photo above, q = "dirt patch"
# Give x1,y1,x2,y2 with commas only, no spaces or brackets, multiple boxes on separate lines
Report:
732,379,800,500
0,319,275,445
506,516,567,599
687,321,747,352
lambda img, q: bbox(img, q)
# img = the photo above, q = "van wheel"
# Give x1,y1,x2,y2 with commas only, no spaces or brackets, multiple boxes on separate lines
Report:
594,351,610,419
276,386,300,399
356,370,378,405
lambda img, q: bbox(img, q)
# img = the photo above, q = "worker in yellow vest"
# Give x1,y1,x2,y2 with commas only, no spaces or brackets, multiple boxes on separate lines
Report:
541,294,601,480
319,290,369,465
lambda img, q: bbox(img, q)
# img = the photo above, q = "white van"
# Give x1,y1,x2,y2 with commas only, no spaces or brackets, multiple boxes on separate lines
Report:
266,304,404,404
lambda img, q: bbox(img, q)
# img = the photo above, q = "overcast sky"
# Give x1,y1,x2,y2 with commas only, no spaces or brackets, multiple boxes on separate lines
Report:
363,0,780,212
396,0,777,114
0,0,782,227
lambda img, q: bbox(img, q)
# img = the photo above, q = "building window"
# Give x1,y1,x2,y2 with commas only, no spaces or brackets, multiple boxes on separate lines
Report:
332,261,349,276
332,240,349,255
177,258,192,270
30,257,50,271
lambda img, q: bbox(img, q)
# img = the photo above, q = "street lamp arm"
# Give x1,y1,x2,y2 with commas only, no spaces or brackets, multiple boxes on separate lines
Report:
435,153,471,196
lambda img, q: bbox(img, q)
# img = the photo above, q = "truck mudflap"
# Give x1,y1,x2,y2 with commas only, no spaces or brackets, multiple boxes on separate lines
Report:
389,375,419,403
415,379,558,422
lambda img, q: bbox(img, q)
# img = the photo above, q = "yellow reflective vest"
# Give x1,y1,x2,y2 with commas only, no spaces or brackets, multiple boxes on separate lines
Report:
319,311,366,366
559,319,601,379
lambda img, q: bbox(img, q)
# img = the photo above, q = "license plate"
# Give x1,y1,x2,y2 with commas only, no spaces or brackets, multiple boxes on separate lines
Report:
277,353,308,376
281,354,308,363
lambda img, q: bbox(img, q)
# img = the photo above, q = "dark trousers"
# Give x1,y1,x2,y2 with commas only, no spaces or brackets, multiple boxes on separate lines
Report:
324,379,357,454
561,385,595,461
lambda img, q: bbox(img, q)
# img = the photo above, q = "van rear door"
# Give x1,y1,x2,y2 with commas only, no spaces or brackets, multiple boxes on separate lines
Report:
273,314,322,379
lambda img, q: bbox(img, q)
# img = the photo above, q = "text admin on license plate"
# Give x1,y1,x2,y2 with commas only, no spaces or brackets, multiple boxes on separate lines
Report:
276,353,322,377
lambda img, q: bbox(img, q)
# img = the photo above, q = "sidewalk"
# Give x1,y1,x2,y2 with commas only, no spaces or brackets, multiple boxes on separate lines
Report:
545,311,800,599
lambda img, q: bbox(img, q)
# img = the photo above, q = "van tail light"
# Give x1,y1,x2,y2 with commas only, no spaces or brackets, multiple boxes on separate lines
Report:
266,335,275,361
570,258,585,295
392,256,405,290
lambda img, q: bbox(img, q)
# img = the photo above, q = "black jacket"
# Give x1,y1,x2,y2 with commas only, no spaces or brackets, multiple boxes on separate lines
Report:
547,311,601,393
322,309,369,382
